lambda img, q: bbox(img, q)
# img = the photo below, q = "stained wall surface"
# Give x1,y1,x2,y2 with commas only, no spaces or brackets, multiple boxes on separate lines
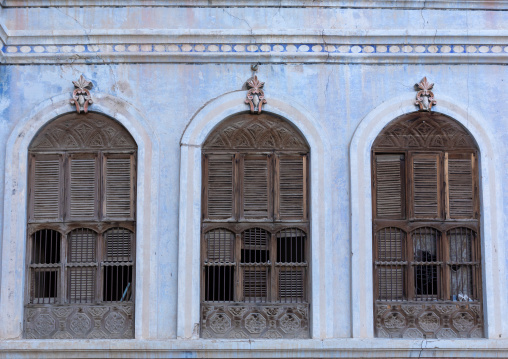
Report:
1,2,508,357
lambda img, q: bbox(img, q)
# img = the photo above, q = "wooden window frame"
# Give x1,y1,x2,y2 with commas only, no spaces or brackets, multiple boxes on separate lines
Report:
371,113,483,339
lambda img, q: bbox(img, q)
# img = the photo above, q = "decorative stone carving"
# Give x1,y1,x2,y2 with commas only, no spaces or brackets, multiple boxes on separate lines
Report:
375,302,483,339
279,313,301,334
33,314,56,337
418,312,440,332
452,312,474,332
70,75,94,113
245,75,267,114
436,328,457,339
372,112,477,150
29,113,137,151
209,313,232,334
24,304,134,339
201,303,309,339
414,77,436,111
69,313,92,335
203,113,308,151
245,313,267,334
403,328,424,338
384,312,406,329
104,312,127,334
402,305,424,316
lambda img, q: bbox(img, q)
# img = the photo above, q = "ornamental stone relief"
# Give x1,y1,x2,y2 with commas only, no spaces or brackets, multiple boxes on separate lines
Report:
29,113,137,151
70,75,94,113
372,112,476,150
375,302,483,338
203,113,309,151
24,304,134,339
201,303,309,339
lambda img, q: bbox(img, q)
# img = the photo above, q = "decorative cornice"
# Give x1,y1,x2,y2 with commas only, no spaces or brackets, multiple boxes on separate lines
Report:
2,42,508,64
2,0,508,9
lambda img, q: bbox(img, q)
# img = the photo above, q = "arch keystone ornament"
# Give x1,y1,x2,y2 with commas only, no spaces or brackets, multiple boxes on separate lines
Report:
415,77,437,111
245,76,267,114
70,75,94,113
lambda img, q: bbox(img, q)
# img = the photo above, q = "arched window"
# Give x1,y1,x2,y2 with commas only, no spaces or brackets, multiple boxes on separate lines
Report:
372,112,483,339
200,112,310,339
25,113,136,339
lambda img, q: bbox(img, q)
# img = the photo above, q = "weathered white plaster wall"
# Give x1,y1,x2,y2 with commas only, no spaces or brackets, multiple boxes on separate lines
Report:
0,2,507,357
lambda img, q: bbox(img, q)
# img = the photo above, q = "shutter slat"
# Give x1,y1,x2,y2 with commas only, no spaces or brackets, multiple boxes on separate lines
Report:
378,267,404,300
207,155,234,219
279,156,305,219
243,156,269,218
69,229,96,263
243,269,267,299
70,157,97,219
375,155,403,219
206,229,234,262
413,155,439,218
105,156,133,218
377,228,404,261
33,156,61,220
69,267,95,303
279,270,304,300
105,228,133,262
448,157,474,218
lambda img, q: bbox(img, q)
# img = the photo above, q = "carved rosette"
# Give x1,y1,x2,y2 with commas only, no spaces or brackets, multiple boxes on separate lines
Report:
245,75,267,114
375,302,483,338
70,75,94,113
414,77,437,111
201,303,309,339
24,304,134,339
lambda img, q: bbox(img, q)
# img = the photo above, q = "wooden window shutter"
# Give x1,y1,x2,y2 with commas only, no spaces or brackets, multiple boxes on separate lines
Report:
374,154,405,219
68,228,97,263
30,154,63,221
103,154,135,219
68,267,96,303
68,154,98,220
446,153,475,219
241,154,271,220
205,154,235,220
279,270,304,300
243,269,268,300
411,153,441,219
205,229,234,262
105,228,133,262
276,154,307,220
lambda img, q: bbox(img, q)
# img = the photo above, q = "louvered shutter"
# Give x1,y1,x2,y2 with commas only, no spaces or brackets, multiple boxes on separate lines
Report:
105,228,133,262
206,229,234,262
412,154,441,219
68,267,95,303
69,154,98,220
30,154,63,221
276,154,307,220
241,155,271,219
375,154,404,219
243,269,268,300
279,270,304,300
447,153,475,219
68,228,97,263
377,267,404,300
205,154,235,220
103,154,135,220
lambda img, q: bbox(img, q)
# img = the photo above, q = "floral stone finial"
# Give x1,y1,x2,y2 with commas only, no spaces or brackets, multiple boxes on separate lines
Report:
70,75,94,113
415,77,437,111
245,75,267,114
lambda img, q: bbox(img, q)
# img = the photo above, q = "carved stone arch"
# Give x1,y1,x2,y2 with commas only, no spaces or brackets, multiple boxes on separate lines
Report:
203,112,309,151
372,111,478,151
29,112,137,151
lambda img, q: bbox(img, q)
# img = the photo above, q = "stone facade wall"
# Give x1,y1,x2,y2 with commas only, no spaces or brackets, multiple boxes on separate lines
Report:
1,1,508,357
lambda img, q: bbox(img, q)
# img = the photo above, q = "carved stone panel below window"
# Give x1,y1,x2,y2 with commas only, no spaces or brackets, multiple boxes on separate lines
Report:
201,303,309,339
375,302,483,339
24,304,134,339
